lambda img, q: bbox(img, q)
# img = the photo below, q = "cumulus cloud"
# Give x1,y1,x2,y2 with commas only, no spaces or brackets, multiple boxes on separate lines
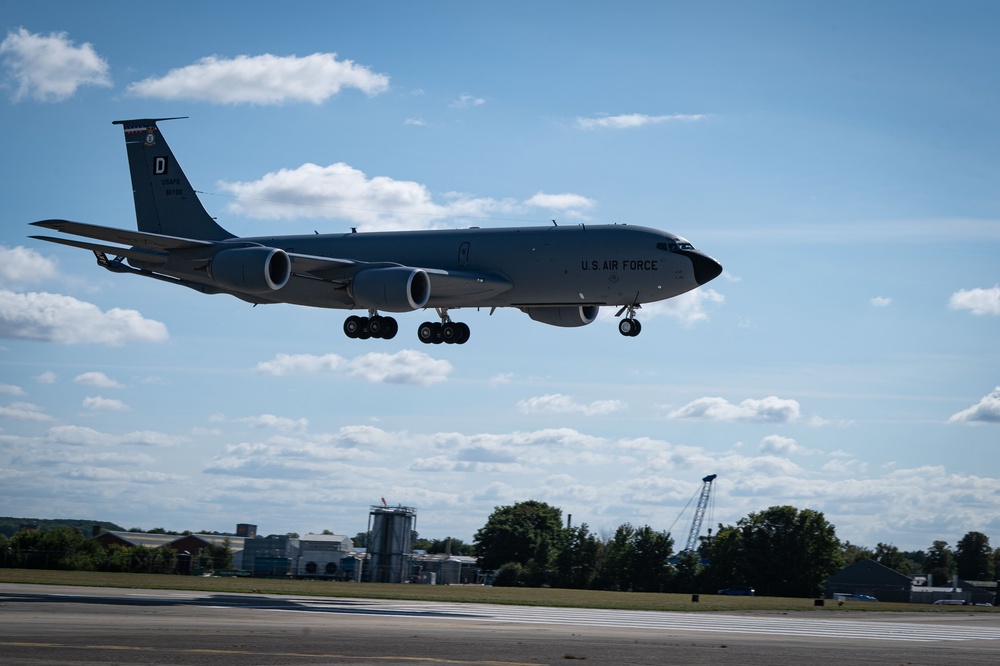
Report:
256,350,452,386
35,371,57,384
0,401,52,421
348,350,452,386
0,246,57,283
758,435,800,456
218,162,528,230
0,384,25,396
0,28,111,102
0,290,168,345
621,288,725,326
74,371,123,388
666,395,801,423
870,296,892,307
948,387,1000,424
948,285,1000,316
575,113,706,130
127,52,389,104
82,396,128,411
517,393,626,416
524,193,597,219
255,352,346,376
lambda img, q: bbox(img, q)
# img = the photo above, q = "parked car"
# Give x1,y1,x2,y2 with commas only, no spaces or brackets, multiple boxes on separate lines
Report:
933,599,966,605
718,586,755,596
845,594,878,602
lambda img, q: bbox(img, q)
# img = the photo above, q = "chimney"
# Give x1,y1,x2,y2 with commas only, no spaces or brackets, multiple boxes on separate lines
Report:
92,525,103,538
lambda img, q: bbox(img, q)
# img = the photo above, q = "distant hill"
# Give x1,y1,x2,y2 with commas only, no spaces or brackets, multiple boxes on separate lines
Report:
0,517,125,538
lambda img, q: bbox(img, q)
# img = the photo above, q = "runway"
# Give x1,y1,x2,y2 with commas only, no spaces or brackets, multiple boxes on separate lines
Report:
2,583,999,664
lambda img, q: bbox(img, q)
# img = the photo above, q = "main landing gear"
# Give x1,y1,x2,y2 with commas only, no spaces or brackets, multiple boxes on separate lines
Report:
343,312,399,340
418,308,470,345
342,308,471,344
616,304,643,337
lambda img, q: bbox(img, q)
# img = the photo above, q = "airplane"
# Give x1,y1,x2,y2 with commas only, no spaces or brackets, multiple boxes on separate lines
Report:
30,118,722,344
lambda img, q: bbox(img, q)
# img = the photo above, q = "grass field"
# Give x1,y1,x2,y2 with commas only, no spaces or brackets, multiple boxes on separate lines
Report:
2,569,993,614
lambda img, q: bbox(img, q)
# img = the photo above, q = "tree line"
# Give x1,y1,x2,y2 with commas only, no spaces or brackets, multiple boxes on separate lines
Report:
472,500,998,596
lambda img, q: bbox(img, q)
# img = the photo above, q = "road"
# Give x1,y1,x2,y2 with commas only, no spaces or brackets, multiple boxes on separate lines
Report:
2,583,999,664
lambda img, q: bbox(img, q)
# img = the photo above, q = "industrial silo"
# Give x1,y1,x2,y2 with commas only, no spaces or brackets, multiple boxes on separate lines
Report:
367,505,416,583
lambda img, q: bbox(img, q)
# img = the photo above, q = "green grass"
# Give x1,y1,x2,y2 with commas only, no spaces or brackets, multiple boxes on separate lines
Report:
0,569,992,613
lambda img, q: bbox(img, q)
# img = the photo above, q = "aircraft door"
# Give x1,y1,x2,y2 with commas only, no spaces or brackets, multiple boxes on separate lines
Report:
458,242,470,267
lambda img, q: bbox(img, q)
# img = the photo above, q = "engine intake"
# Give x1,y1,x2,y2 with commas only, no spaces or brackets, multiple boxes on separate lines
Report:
209,247,291,293
351,267,431,312
525,305,600,328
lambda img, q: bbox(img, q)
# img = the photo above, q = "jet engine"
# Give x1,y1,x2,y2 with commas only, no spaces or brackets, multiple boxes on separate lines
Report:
524,305,600,327
351,267,431,312
209,247,291,293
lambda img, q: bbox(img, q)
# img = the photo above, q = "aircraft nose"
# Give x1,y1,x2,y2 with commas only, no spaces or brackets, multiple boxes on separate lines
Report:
684,250,723,285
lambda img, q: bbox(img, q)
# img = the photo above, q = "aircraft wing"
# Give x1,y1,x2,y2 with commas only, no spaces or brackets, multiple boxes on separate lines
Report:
28,234,170,265
31,219,215,251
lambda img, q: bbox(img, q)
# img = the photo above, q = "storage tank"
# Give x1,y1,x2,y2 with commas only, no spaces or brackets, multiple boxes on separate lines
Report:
367,505,416,583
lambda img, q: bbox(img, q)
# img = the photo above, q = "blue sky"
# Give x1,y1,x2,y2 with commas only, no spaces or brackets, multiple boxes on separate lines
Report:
1,1,998,551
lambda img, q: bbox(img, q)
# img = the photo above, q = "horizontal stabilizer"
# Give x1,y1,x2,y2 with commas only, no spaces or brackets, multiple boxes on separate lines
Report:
31,219,214,252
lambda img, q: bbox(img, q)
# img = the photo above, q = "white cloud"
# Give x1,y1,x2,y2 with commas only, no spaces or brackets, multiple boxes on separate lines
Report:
948,387,1000,424
404,118,426,126
255,352,346,376
949,285,1000,316
256,350,452,386
575,113,706,130
0,401,52,421
525,193,597,219
870,296,892,307
35,371,57,384
218,162,524,230
0,384,25,396
0,290,169,345
0,246,57,283
450,93,485,108
0,28,111,102
348,350,452,386
758,435,799,456
616,288,725,326
127,52,389,104
82,396,128,411
239,414,309,431
666,395,801,423
74,371,123,388
517,393,626,416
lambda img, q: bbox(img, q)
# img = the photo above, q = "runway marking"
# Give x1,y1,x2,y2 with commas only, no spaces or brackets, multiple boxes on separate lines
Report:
244,598,1000,644
0,641,536,665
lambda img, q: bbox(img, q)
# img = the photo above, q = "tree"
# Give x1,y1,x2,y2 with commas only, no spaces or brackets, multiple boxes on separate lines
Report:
841,541,874,566
873,542,912,575
955,531,993,581
474,500,564,585
553,523,603,589
923,540,955,584
596,523,673,592
707,506,843,597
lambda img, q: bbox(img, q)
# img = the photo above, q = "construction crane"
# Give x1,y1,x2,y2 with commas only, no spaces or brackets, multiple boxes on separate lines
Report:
682,474,717,553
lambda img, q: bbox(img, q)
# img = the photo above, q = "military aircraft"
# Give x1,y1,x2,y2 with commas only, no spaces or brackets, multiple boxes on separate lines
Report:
30,118,722,344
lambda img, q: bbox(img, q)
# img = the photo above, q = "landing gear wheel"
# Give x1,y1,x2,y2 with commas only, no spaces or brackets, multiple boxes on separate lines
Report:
619,318,642,337
368,315,385,338
430,322,444,344
442,322,458,344
456,322,471,344
381,317,398,340
344,315,363,339
418,321,436,344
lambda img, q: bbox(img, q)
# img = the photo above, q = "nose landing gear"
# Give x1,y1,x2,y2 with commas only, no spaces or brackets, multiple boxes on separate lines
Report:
616,304,642,337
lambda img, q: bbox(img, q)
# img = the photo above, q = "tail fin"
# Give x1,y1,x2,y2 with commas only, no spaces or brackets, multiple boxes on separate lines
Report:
112,118,234,241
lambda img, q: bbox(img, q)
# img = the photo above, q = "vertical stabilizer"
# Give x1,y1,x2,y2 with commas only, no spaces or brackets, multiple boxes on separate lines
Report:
112,118,234,240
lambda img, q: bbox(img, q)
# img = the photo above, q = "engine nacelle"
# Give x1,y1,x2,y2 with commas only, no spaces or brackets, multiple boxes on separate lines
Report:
525,305,600,328
351,267,431,312
209,247,291,293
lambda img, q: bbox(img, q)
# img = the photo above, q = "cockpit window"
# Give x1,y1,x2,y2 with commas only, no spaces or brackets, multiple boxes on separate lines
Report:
657,241,695,252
